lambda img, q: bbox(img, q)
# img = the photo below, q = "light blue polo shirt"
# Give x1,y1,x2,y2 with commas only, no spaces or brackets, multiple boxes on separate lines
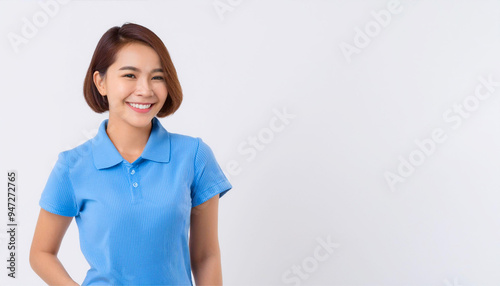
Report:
38,116,232,286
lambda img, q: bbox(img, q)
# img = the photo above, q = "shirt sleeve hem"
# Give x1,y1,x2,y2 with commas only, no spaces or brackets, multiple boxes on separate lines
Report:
39,199,77,217
191,179,233,208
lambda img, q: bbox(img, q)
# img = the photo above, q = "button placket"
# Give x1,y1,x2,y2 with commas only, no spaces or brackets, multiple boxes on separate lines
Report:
127,164,143,202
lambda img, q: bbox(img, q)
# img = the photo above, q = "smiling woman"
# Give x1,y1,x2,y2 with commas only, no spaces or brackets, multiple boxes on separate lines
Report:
83,23,182,121
116,62,164,113
92,42,169,142
29,22,232,286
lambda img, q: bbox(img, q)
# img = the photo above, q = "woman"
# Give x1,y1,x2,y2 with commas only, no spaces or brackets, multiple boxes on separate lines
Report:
29,22,232,286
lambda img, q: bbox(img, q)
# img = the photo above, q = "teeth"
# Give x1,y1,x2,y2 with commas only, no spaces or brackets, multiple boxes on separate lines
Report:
129,103,152,109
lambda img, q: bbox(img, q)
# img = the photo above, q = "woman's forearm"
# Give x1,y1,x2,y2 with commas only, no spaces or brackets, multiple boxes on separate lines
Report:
191,254,223,285
30,251,79,286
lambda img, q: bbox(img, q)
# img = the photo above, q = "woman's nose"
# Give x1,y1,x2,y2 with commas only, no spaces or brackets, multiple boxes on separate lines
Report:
135,77,154,96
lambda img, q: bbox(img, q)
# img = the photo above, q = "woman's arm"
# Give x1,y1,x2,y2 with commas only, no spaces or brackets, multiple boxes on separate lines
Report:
190,195,223,285
30,208,79,286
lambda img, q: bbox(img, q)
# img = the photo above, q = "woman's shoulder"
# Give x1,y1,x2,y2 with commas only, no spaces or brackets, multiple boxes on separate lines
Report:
168,131,200,148
57,139,94,168
167,131,217,158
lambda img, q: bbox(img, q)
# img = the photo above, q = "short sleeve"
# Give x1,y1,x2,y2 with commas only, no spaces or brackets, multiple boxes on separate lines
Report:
191,138,233,207
39,152,78,217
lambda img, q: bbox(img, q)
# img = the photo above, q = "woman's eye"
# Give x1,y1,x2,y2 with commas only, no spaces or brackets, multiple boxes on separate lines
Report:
152,76,164,80
124,74,135,78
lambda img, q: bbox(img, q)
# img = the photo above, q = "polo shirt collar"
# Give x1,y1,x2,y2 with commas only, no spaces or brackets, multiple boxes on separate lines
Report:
92,117,171,170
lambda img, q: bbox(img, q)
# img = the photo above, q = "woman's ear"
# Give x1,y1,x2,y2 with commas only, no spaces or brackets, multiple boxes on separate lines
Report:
93,71,107,96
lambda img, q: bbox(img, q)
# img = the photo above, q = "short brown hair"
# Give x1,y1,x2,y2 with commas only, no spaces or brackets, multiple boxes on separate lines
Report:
83,22,182,117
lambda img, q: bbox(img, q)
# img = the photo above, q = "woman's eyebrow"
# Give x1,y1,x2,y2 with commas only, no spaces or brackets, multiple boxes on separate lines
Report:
118,66,164,73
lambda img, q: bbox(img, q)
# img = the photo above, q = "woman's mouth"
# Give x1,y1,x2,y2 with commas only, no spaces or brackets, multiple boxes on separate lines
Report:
127,102,154,113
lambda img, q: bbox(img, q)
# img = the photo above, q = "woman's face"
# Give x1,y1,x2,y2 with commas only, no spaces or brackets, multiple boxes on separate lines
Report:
93,42,168,128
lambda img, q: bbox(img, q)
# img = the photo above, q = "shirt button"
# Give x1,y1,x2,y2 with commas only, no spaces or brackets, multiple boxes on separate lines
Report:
133,182,138,188
130,169,135,175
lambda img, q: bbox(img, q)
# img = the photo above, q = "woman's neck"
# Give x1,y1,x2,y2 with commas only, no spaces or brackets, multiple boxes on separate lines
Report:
105,116,152,159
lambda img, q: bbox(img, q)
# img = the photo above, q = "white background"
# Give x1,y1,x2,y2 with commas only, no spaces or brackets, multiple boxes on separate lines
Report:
1,0,500,285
